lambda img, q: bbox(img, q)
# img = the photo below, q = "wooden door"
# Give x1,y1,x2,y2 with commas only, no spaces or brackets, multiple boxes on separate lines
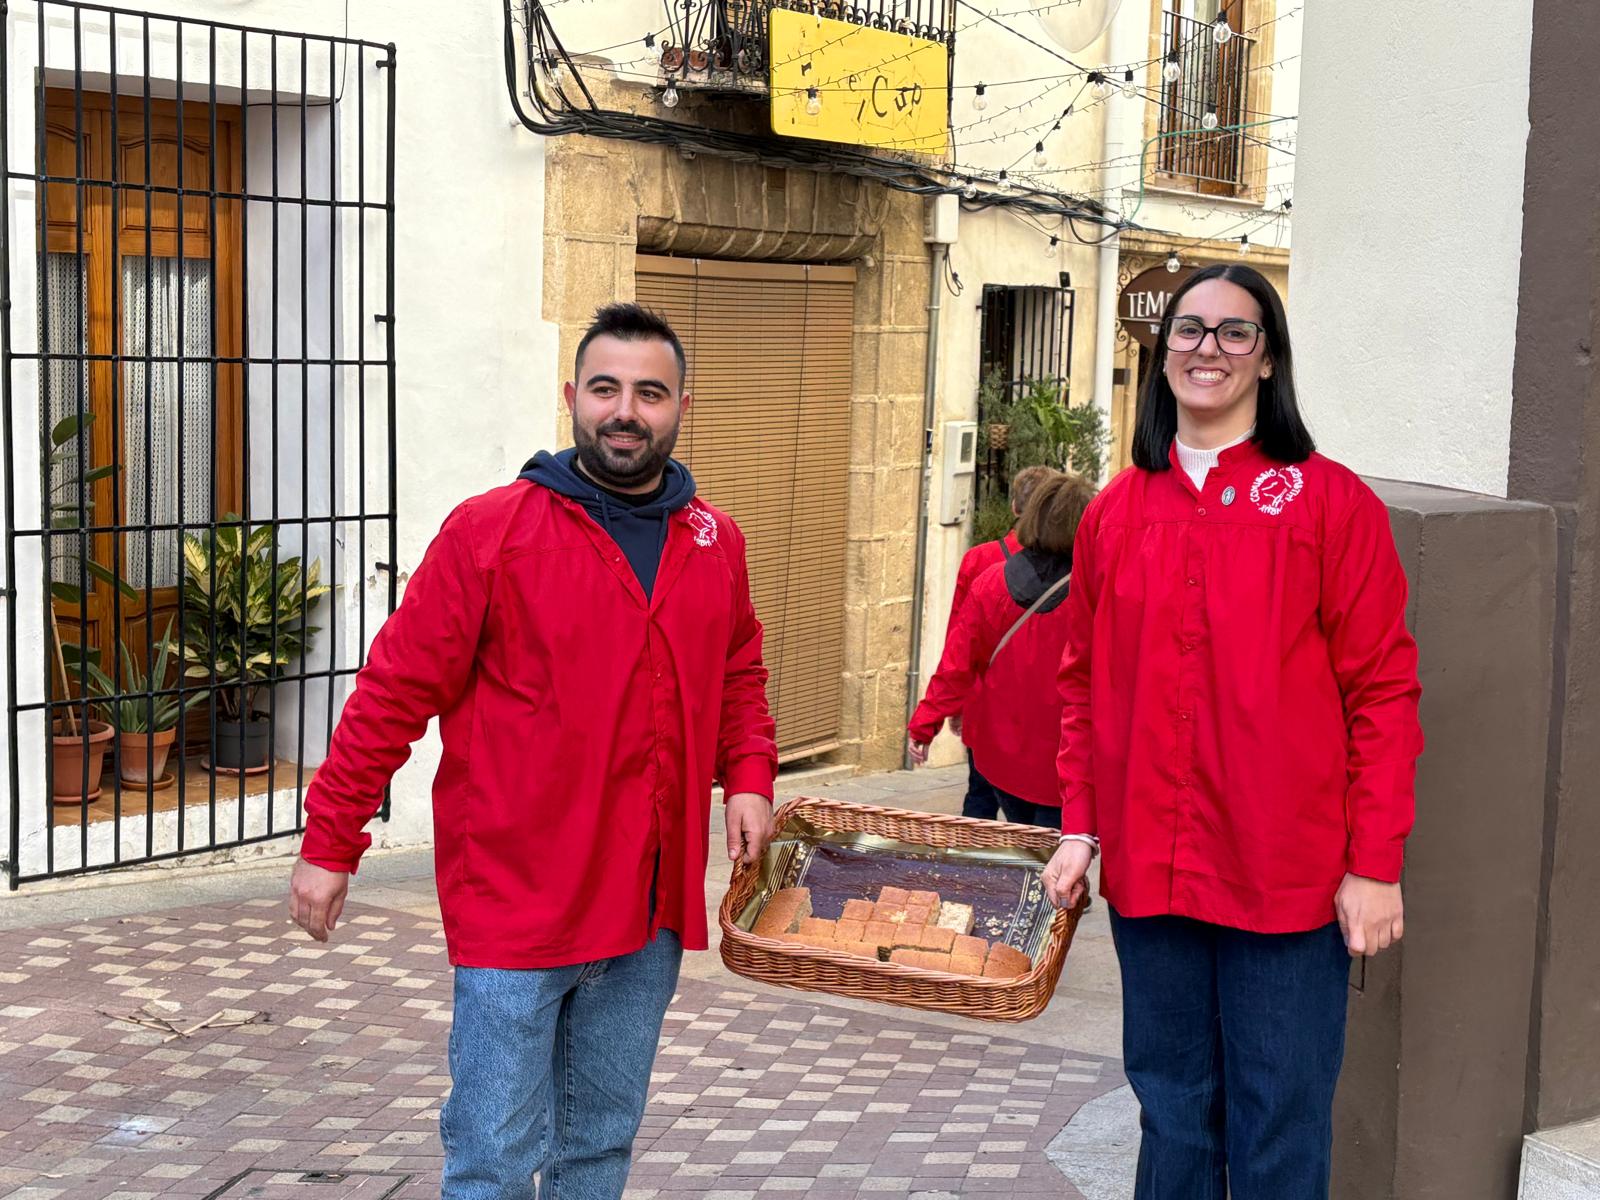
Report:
41,90,244,694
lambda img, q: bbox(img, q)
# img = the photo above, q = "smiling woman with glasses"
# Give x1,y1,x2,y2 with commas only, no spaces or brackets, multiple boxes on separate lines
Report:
1041,264,1424,1200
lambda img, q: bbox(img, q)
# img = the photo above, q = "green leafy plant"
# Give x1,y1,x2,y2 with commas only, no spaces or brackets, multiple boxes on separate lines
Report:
973,371,1109,546
44,413,136,728
970,491,1015,546
84,621,199,733
180,519,330,722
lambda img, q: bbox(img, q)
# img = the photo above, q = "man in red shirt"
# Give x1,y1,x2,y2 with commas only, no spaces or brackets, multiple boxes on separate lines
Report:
287,304,778,1199
945,464,1053,818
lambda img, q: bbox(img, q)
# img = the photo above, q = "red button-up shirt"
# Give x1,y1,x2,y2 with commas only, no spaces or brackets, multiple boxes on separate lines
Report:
1058,443,1423,933
299,481,778,968
911,559,1070,807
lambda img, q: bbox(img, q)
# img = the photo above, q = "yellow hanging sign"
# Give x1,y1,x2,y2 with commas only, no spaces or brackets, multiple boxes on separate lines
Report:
769,9,949,155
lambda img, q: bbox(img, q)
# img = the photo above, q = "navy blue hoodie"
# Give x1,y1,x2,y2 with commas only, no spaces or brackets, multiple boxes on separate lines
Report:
519,448,697,599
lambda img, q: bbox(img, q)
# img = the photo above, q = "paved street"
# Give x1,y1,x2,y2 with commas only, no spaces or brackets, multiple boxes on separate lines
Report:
0,765,1132,1199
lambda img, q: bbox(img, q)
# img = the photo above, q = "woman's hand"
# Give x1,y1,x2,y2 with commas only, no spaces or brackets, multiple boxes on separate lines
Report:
1335,874,1404,956
1042,840,1095,910
907,738,929,766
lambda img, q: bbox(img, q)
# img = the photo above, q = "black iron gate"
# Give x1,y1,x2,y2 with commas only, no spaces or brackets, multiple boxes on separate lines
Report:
2,2,397,886
975,283,1076,508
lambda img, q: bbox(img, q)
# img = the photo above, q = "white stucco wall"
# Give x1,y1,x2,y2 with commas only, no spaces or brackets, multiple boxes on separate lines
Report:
1,0,553,884
1288,0,1532,497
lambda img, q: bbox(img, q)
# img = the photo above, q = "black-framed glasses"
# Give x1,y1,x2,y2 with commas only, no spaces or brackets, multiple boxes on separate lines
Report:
1165,317,1264,356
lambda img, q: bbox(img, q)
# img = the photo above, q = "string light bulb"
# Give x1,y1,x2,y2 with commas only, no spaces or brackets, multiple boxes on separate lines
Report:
1046,235,1060,260
1121,69,1137,99
1165,251,1181,274
1213,14,1233,45
1089,72,1112,100
805,86,822,116
644,32,664,65
1033,141,1048,168
661,80,680,108
972,82,988,111
962,179,979,200
1163,53,1181,83
1237,234,1250,256
997,169,1011,192
1201,110,1219,130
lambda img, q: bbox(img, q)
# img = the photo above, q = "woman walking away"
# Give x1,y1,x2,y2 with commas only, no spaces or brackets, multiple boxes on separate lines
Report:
908,471,1098,828
944,464,1057,819
1042,264,1423,1200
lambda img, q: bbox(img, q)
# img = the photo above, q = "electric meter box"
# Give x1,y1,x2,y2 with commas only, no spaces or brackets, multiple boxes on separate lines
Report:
939,420,979,525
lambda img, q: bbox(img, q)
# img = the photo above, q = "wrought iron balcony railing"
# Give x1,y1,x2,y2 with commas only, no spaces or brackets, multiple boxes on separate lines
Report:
655,0,956,94
1156,11,1256,194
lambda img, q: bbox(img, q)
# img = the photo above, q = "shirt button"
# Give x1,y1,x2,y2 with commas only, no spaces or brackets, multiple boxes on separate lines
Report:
1187,578,1199,587
1197,507,1207,517
1180,711,1192,721
1182,641,1196,653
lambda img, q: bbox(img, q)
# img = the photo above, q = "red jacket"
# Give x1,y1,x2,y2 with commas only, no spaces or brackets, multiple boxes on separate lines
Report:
910,551,1071,807
1058,443,1423,934
300,480,778,968
949,530,1021,624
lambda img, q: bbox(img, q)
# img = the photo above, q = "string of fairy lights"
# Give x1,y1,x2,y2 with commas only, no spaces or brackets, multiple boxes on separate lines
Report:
510,0,1304,251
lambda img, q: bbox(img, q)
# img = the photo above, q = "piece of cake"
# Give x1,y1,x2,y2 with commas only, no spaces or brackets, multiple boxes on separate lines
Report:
919,951,953,972
953,934,989,962
836,940,879,959
907,889,941,909
983,944,1033,978
873,901,905,923
916,925,957,953
936,902,975,935
863,920,899,949
949,948,986,975
904,904,934,928
754,888,812,937
841,899,876,922
878,886,912,907
888,948,920,967
835,918,867,943
799,917,836,938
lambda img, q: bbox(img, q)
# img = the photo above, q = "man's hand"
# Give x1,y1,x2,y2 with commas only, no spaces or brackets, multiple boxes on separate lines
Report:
1042,840,1094,910
1336,874,1404,957
907,738,930,766
289,858,350,943
948,715,962,736
725,792,774,868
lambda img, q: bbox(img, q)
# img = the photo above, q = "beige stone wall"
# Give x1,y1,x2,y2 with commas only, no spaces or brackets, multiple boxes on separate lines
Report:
541,93,930,771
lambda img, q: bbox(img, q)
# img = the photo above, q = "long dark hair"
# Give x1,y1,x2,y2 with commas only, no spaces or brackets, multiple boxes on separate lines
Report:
1130,264,1314,470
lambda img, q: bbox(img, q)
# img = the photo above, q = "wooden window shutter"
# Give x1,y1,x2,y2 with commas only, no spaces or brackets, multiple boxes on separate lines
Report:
635,255,855,761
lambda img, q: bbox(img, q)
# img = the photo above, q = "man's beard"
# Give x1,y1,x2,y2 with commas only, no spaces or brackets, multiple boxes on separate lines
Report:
572,416,680,490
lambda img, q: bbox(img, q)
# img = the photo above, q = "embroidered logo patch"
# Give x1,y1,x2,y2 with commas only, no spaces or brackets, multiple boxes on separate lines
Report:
686,505,719,548
1249,466,1304,516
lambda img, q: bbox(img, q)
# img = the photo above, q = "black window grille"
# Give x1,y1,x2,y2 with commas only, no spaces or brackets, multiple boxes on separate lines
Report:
2,2,397,887
1157,8,1255,193
975,283,1075,506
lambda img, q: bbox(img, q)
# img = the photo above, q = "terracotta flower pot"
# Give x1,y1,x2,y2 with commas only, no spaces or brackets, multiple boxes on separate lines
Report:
50,719,115,805
118,727,176,786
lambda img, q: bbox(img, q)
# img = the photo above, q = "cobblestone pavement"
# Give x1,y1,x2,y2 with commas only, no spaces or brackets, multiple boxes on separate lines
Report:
0,765,1127,1199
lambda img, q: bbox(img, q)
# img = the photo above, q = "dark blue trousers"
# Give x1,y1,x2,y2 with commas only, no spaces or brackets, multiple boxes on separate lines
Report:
1108,908,1350,1200
961,748,1000,820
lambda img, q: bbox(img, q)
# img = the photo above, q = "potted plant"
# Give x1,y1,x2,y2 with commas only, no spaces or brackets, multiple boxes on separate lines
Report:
43,413,132,804
179,518,330,772
85,622,198,787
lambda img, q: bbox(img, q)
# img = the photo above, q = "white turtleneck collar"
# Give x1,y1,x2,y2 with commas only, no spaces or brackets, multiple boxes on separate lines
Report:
1174,428,1254,493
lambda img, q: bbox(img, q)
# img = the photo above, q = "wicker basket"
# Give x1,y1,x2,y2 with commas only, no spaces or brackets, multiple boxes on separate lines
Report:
718,796,1086,1022
987,422,1010,451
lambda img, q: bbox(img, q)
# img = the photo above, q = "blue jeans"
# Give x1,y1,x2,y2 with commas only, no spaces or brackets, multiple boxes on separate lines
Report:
1109,909,1349,1200
962,748,1001,820
440,930,683,1200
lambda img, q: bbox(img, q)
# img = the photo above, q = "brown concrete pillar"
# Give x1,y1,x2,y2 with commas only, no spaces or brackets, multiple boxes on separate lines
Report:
1331,481,1556,1200
1507,0,1600,1135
